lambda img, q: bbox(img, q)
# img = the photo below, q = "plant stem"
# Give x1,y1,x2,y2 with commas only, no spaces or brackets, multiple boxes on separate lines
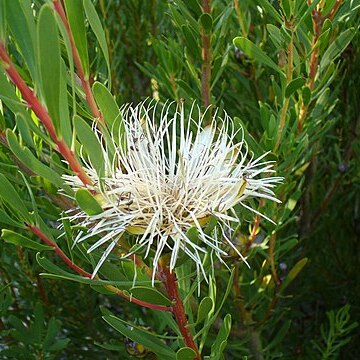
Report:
249,330,264,360
27,224,171,312
233,0,247,37
160,264,201,359
298,0,343,131
53,0,105,126
0,43,92,186
274,26,294,151
201,0,212,114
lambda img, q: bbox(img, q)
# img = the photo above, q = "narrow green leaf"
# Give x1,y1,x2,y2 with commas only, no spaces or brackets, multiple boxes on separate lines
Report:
7,129,69,191
59,61,72,146
75,188,103,216
294,0,322,30
1,229,53,251
0,0,6,40
280,258,308,292
6,0,36,80
197,297,213,324
199,13,212,33
0,209,24,227
210,314,232,359
83,0,111,88
280,0,291,19
38,5,61,132
64,0,89,75
285,77,306,97
176,347,197,360
74,115,104,176
256,0,283,24
102,315,177,359
320,28,355,70
266,24,284,48
92,81,120,128
302,86,311,106
16,113,34,148
0,173,30,222
233,37,284,75
130,286,172,306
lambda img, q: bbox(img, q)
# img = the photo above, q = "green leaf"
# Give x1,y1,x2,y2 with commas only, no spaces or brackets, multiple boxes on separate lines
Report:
6,0,36,80
294,0,322,30
266,24,285,48
233,37,284,75
256,0,283,24
37,254,153,287
280,258,308,292
280,0,291,19
83,0,111,88
196,297,213,324
15,113,34,148
1,229,53,251
0,173,31,222
75,188,103,216
210,314,231,359
320,28,355,71
37,5,61,132
92,81,121,129
285,77,306,98
102,315,176,359
7,129,70,192
302,86,311,106
199,13,212,33
0,209,24,227
176,347,197,360
74,115,104,176
130,286,172,306
0,0,6,40
59,61,72,146
64,0,89,75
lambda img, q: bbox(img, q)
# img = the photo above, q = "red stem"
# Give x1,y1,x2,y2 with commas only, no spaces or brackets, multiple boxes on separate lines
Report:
201,0,212,110
27,224,171,312
160,264,201,359
53,0,105,125
0,43,92,186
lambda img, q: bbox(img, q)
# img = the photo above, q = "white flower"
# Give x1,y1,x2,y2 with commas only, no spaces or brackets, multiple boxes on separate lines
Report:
64,102,282,282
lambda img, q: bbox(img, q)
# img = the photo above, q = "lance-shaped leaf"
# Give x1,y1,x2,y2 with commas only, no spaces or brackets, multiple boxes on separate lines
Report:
83,0,111,88
37,4,61,132
1,229,54,251
74,115,104,176
0,173,31,223
103,315,177,359
64,0,89,75
233,37,284,76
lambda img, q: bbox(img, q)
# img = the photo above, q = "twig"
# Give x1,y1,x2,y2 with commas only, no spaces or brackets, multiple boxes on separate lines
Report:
159,262,201,359
274,26,294,151
201,0,212,112
52,0,105,126
0,43,92,186
298,0,344,131
233,0,247,37
27,224,171,312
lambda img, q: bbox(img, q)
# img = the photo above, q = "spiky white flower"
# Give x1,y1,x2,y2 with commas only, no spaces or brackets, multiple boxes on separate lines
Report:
63,102,282,282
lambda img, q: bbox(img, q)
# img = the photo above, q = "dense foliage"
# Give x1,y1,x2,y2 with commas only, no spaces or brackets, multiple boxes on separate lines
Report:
0,0,359,359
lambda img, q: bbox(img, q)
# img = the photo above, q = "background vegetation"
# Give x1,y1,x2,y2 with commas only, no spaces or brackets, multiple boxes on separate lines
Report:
0,0,359,359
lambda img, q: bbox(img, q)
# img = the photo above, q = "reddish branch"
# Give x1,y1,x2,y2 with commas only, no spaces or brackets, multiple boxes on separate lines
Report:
298,0,343,131
160,264,201,359
0,43,92,186
27,224,171,312
201,0,212,110
53,0,105,125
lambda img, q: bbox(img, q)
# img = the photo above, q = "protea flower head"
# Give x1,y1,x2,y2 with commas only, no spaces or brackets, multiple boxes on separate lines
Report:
64,101,282,282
